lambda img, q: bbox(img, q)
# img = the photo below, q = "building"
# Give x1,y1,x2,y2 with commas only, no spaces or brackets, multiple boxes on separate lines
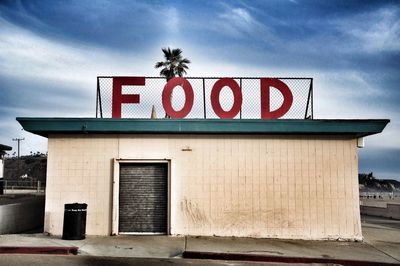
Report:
0,144,12,195
17,118,389,240
0,144,12,179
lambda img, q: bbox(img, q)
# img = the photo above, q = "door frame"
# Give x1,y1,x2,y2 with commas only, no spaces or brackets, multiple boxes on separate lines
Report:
112,159,171,235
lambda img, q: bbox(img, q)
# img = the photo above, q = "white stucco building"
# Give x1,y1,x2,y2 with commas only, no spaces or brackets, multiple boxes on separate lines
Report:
18,118,388,240
0,144,12,180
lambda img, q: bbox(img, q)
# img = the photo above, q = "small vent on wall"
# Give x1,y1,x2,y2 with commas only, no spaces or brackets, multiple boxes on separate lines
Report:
357,138,365,148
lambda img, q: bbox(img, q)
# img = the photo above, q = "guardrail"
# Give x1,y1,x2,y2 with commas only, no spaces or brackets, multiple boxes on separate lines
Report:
2,180,45,194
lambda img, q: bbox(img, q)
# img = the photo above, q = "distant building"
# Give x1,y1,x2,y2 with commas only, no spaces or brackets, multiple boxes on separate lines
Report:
18,118,389,240
0,144,12,179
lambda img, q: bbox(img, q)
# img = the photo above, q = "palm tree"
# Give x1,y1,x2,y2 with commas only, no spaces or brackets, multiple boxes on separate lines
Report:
155,47,191,118
155,47,190,81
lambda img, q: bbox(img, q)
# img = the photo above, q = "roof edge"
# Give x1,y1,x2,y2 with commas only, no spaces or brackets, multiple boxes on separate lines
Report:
0,144,12,151
16,117,390,138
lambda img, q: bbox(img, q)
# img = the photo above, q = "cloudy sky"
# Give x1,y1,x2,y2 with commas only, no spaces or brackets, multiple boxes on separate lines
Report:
0,0,399,180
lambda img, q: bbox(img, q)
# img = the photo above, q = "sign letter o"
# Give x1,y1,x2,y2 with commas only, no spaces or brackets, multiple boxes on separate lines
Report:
162,77,194,118
211,78,242,119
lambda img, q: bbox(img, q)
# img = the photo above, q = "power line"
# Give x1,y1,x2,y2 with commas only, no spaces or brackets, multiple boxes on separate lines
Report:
12,138,24,158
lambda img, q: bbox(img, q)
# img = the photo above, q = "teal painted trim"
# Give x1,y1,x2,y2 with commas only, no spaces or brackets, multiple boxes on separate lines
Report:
16,118,389,138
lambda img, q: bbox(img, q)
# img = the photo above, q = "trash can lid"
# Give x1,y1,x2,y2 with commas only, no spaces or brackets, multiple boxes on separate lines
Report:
65,203,87,209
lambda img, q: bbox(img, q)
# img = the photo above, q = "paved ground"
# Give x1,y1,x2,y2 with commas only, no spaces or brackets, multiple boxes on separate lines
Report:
361,215,400,262
0,215,399,265
0,194,44,205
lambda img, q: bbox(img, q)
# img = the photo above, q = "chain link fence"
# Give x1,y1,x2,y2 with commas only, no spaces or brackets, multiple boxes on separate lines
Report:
96,77,313,119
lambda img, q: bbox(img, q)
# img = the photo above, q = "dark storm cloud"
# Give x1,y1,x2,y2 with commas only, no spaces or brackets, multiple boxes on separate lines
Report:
359,147,400,180
0,0,173,50
2,1,399,72
0,74,93,117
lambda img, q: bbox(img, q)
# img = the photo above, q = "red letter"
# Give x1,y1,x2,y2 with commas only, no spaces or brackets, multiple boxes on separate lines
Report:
260,78,293,119
211,78,242,119
112,77,145,118
162,77,194,118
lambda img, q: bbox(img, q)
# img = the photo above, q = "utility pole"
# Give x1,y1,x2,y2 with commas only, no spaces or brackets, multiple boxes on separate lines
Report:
12,138,24,158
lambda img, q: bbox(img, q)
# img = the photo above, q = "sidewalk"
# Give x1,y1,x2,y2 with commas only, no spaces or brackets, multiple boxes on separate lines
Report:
0,215,399,264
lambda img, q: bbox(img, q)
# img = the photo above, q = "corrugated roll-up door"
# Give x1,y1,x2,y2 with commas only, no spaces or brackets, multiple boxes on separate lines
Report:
119,163,168,233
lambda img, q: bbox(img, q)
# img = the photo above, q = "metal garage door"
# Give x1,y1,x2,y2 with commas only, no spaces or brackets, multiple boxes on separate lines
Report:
119,163,168,233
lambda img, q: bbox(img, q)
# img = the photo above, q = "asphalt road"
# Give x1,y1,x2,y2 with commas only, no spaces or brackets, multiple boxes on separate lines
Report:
361,214,400,230
360,215,400,262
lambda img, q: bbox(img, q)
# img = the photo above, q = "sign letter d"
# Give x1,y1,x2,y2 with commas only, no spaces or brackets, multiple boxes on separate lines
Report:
260,78,293,119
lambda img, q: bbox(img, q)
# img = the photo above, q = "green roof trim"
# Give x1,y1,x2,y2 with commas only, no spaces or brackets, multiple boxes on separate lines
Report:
16,118,389,138
0,144,12,151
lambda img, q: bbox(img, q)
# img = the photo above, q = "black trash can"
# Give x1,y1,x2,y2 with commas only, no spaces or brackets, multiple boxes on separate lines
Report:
62,203,87,240
0,178,3,195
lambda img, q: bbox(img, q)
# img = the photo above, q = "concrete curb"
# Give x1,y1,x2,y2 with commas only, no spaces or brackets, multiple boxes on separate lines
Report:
0,246,78,255
182,251,400,266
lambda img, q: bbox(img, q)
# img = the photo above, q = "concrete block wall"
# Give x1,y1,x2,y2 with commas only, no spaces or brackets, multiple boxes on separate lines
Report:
0,196,45,234
46,134,362,240
388,204,400,219
360,204,400,220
